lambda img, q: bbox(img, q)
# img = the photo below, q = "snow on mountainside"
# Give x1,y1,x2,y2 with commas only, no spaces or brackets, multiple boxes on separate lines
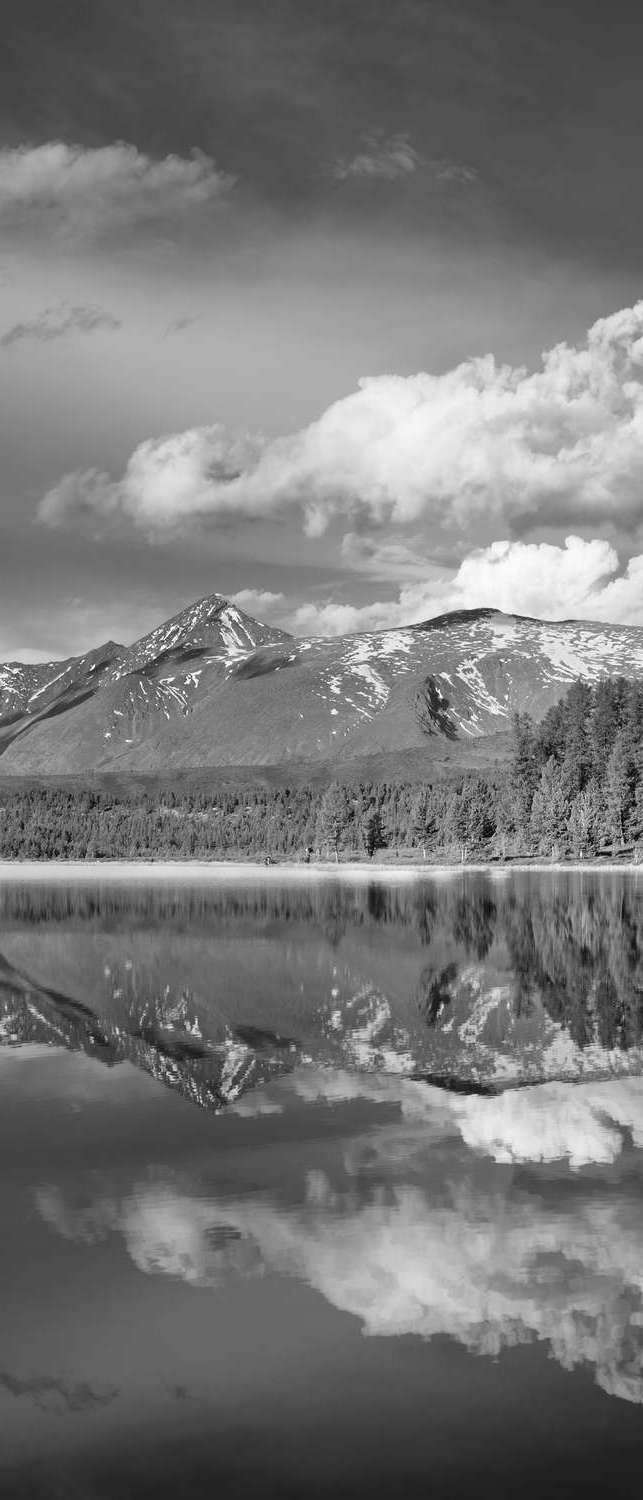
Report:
0,598,642,774
0,640,123,722
106,593,292,679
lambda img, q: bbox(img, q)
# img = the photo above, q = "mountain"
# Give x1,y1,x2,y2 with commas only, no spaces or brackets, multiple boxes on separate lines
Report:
1,594,642,775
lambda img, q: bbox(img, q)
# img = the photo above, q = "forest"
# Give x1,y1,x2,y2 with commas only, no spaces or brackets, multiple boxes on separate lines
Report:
0,675,641,862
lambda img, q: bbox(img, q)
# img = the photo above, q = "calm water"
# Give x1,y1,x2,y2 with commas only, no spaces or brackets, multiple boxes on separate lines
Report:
1,871,642,1498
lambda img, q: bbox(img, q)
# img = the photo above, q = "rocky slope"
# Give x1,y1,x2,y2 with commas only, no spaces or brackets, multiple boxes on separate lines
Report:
1,595,642,774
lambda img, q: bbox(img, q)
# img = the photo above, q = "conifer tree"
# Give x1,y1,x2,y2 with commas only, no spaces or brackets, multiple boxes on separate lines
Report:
361,806,385,858
316,783,351,861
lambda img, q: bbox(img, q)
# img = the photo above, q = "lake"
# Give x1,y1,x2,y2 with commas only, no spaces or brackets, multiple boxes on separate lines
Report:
1,870,642,1497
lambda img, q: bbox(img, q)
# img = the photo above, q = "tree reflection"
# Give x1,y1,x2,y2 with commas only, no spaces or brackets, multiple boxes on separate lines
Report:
1,874,641,1053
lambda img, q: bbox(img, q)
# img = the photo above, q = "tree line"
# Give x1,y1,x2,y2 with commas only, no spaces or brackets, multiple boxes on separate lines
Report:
0,675,641,861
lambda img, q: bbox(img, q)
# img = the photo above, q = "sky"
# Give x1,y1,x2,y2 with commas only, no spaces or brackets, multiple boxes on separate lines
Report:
2,0,643,659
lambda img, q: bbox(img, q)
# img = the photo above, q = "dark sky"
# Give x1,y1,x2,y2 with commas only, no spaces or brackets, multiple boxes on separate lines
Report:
1,0,643,654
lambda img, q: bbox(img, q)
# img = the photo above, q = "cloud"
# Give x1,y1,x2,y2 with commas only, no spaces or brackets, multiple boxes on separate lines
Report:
331,133,423,181
38,427,265,530
0,302,120,350
238,538,643,636
427,159,478,186
38,301,643,553
36,1075,643,1404
330,536,643,632
229,589,288,620
330,134,476,187
0,142,234,242
436,536,643,626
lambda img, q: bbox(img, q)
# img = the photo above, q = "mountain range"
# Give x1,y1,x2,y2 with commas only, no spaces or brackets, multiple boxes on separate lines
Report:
1,594,642,777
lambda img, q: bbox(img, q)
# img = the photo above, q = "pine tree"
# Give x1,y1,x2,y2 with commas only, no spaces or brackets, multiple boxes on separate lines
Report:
361,807,385,858
604,733,636,847
530,757,568,856
510,712,541,845
561,680,592,794
568,782,601,857
316,783,351,861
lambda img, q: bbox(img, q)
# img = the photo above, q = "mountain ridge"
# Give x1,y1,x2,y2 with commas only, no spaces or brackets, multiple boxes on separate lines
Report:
1,594,642,776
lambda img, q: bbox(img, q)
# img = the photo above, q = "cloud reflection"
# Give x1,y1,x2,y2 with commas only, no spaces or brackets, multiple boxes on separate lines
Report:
35,1075,643,1405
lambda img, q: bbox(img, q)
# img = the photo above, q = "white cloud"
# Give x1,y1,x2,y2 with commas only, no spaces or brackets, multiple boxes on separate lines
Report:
423,534,643,628
428,159,478,186
38,426,264,529
252,538,643,636
441,536,622,620
38,301,643,556
330,135,476,187
229,589,288,620
332,133,422,181
0,142,234,242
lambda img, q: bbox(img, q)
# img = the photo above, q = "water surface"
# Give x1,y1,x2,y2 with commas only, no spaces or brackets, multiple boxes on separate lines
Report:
1,872,642,1497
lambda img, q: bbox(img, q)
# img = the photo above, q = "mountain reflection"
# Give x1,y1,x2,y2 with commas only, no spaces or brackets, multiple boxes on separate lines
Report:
36,1069,643,1405
1,873,642,1103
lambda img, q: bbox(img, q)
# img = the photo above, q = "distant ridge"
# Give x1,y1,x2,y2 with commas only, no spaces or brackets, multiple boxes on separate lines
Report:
1,595,642,776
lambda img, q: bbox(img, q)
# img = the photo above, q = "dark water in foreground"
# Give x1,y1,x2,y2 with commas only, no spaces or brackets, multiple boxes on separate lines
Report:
1,871,642,1498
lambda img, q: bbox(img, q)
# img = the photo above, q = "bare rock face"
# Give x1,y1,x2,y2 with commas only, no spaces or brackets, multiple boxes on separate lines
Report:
413,676,458,738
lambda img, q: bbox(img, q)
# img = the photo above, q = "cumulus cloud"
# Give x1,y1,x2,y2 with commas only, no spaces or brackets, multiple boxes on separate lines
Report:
36,1075,643,1404
428,159,478,185
285,536,643,635
38,427,265,530
331,133,423,181
0,142,234,242
330,134,476,186
231,538,643,637
229,589,288,620
0,302,120,350
38,301,643,552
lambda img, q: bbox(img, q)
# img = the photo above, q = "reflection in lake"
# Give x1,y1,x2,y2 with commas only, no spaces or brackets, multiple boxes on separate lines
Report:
1,873,642,1109
1,1045,642,1498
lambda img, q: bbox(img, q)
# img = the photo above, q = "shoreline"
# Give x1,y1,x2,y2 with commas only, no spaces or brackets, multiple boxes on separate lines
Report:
0,858,640,882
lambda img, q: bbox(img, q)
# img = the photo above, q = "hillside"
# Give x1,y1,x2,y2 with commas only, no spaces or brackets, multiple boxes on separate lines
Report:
1,594,642,776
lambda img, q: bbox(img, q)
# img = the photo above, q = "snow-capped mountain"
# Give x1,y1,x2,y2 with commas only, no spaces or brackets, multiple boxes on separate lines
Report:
1,597,642,773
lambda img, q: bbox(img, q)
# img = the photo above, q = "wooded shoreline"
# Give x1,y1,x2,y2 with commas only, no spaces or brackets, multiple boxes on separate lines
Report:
0,857,641,881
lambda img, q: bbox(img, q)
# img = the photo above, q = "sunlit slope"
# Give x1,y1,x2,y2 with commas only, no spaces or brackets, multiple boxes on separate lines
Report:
1,597,642,773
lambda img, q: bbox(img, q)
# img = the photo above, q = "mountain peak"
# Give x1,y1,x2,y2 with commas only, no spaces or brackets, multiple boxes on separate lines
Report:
108,592,292,681
1,596,642,777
